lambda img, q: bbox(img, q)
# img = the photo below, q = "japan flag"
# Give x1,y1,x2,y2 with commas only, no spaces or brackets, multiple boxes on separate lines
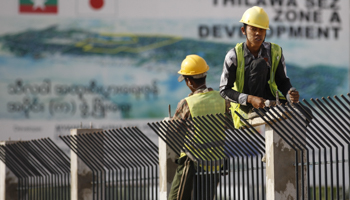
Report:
77,0,115,16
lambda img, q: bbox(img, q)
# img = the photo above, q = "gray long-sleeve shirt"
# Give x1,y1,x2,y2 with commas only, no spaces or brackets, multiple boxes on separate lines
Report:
219,42,293,106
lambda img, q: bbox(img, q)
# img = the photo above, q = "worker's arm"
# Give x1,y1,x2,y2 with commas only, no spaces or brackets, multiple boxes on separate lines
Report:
172,99,191,121
219,49,249,105
274,51,300,103
224,99,232,113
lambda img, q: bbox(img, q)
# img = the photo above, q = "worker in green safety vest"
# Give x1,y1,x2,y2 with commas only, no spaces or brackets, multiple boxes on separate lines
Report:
168,54,231,200
219,6,308,129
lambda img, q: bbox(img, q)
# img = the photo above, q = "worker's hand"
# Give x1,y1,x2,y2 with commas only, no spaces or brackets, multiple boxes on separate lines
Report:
288,89,300,103
247,95,266,109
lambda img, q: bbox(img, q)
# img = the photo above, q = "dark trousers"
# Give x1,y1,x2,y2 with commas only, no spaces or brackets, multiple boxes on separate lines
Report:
168,156,220,200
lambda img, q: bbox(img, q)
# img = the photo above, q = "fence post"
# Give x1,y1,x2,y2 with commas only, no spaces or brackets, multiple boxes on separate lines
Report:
159,117,178,200
0,141,18,200
248,109,307,200
265,124,299,200
70,128,103,200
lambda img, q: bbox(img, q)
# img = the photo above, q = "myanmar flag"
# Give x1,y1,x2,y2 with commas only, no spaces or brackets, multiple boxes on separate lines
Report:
19,0,58,14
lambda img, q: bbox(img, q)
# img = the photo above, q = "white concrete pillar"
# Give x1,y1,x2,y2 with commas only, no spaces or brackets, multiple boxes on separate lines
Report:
158,117,178,200
70,128,103,200
265,124,298,200
0,141,18,200
248,109,307,200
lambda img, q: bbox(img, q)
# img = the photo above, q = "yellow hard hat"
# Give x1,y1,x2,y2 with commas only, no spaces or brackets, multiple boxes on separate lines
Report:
178,55,209,82
240,6,270,30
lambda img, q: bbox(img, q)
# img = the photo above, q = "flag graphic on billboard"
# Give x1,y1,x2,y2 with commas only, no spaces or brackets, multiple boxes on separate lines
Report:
19,0,58,14
77,0,114,15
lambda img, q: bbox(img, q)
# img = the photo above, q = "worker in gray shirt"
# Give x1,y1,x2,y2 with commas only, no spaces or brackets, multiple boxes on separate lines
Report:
219,6,311,128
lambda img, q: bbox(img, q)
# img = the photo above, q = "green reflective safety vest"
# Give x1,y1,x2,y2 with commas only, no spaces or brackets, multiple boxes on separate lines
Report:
230,42,286,129
184,90,226,170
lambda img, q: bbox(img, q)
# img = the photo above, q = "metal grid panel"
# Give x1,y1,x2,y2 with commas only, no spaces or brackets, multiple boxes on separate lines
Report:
60,127,159,200
246,94,350,200
0,138,70,200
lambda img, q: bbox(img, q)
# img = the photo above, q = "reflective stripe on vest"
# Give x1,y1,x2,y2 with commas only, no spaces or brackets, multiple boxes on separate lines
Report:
230,42,285,129
184,90,226,170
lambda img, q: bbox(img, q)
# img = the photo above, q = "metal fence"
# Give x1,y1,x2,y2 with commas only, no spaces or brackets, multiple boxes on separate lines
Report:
59,127,159,200
249,94,350,200
0,138,70,200
0,94,348,200
148,93,350,200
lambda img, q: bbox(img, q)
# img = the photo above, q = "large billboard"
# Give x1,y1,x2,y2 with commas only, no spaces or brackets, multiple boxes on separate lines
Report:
0,0,348,150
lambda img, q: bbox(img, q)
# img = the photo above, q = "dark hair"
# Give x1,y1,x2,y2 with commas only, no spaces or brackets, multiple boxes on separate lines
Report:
243,23,247,32
184,75,206,85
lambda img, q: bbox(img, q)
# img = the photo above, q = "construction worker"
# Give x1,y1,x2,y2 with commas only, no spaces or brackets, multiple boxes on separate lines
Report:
168,54,230,200
219,6,311,129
